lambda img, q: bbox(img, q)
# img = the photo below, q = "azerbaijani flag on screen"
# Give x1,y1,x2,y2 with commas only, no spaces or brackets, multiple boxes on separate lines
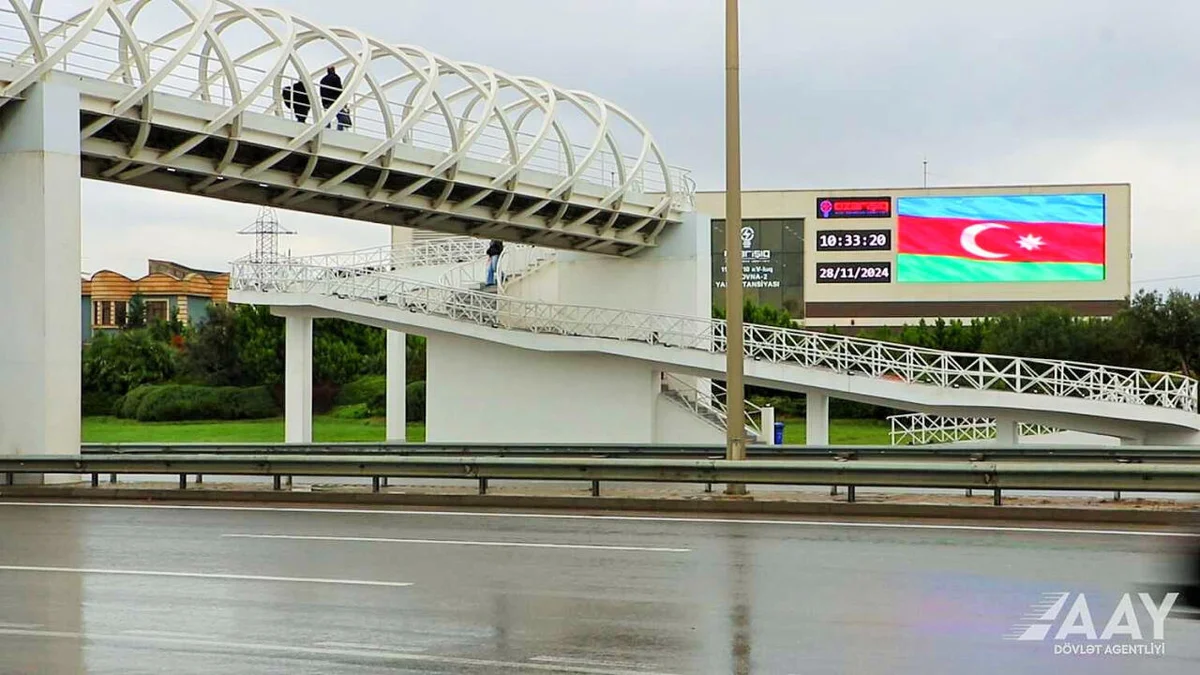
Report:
896,194,1106,283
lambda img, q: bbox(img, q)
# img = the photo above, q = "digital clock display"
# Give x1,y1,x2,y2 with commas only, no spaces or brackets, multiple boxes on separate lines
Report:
815,229,892,252
815,262,893,284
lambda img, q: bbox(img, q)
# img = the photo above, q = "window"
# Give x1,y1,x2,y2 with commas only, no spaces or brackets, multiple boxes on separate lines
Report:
146,300,169,324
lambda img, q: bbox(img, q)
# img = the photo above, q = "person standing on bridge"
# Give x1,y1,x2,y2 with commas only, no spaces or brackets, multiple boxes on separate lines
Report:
320,66,352,130
485,239,504,287
282,79,310,123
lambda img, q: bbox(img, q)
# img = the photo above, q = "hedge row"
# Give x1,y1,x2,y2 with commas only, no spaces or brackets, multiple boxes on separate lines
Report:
114,384,279,422
334,376,425,421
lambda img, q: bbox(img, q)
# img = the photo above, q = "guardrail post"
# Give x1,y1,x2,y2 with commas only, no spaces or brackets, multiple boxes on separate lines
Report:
993,488,1002,506
846,485,856,503
381,477,389,488
195,474,203,485
3,472,11,486
1113,490,1121,501
91,473,99,488
273,475,282,491
830,486,838,496
178,474,187,490
372,477,380,493
109,473,117,484
478,478,488,495
705,482,713,493
591,480,600,497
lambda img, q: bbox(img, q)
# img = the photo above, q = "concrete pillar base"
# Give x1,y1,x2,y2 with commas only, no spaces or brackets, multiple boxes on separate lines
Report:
284,312,313,443
806,393,829,446
0,82,82,458
386,330,407,442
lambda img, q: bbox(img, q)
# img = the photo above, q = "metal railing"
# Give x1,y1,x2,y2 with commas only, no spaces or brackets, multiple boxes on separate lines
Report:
77,441,1200,461
661,373,762,438
6,453,1200,505
889,413,1061,446
0,5,695,211
230,258,1200,413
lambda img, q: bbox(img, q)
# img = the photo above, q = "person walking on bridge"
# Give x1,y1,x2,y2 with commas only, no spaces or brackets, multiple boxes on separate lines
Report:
485,239,504,287
320,65,352,130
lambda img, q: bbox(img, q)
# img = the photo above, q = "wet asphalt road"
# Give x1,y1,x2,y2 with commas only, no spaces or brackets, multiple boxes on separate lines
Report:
1,501,1199,674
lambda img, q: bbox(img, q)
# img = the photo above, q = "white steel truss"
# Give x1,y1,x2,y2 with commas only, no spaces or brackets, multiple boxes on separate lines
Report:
0,0,694,255
888,413,1060,446
230,257,1200,415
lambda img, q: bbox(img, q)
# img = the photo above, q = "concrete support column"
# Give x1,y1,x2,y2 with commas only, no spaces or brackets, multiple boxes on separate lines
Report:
284,313,313,443
0,82,81,462
995,416,1019,446
806,393,829,446
761,406,777,446
386,330,407,442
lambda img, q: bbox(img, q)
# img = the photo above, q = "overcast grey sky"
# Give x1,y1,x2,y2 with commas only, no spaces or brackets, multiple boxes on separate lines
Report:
73,0,1200,291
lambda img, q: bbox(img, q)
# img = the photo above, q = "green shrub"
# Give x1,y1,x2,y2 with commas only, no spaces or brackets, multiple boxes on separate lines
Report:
82,391,122,417
406,380,425,422
119,385,155,419
330,403,371,420
336,375,387,408
119,384,279,422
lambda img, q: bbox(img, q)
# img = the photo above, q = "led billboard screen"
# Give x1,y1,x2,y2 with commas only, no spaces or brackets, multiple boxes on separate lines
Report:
896,194,1106,283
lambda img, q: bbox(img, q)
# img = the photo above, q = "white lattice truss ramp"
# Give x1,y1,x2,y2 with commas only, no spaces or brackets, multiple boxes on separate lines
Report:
888,413,1060,446
0,0,693,255
230,256,1200,415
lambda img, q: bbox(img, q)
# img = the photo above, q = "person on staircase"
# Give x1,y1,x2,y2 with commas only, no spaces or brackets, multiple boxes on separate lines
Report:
485,239,504,287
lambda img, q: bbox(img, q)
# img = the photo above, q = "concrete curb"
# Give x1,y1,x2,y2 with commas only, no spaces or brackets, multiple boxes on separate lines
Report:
1,486,1196,526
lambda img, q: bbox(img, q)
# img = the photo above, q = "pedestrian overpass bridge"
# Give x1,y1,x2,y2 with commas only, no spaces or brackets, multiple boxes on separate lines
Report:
0,0,696,458
2,0,1197,456
229,235,1200,447
0,0,692,255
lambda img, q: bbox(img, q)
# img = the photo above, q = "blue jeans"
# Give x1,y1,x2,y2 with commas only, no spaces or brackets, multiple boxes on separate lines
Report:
486,255,499,286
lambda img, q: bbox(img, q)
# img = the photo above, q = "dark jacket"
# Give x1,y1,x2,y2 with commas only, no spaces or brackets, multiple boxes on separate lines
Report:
284,80,309,109
320,71,343,109
487,240,504,257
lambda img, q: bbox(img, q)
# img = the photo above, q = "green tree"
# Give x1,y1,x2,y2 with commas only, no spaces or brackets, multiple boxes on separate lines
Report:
183,304,242,386
126,294,146,329
82,329,177,395
1127,290,1200,376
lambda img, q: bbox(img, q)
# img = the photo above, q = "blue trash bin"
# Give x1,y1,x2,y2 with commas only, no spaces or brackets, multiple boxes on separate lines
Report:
774,421,784,445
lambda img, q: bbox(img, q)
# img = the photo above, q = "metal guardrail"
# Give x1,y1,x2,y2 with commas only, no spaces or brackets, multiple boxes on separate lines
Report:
78,443,1200,462
4,456,1200,507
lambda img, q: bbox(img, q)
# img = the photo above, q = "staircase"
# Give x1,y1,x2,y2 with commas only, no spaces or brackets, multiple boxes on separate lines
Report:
660,373,764,442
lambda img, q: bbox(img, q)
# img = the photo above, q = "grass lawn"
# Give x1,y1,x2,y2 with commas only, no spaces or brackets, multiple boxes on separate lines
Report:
82,416,891,445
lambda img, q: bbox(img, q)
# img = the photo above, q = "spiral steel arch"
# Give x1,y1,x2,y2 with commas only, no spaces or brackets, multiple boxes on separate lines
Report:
0,0,694,255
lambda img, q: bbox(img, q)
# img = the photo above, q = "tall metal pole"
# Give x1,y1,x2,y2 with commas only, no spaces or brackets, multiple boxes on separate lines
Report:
724,0,747,494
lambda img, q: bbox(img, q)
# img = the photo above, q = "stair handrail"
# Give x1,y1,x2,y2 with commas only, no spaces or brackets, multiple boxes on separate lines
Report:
230,258,1200,414
662,373,762,437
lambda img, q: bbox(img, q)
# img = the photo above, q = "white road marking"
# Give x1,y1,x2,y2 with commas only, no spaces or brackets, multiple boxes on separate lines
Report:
123,629,220,640
532,655,653,669
0,622,42,630
0,565,412,588
1,501,1196,538
223,533,691,553
0,627,679,674
315,641,426,653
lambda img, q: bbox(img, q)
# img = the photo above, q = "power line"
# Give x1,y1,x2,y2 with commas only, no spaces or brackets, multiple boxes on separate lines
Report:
1132,273,1200,286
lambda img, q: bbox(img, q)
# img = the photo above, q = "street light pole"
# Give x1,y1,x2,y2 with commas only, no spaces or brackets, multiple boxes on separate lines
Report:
724,0,747,494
